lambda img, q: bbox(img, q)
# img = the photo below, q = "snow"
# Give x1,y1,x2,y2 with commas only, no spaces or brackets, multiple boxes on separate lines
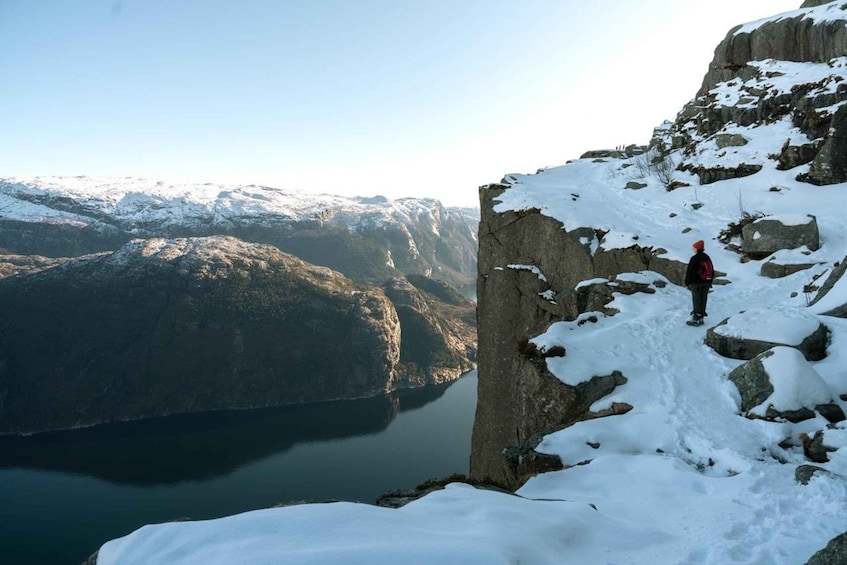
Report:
754,213,815,227
574,277,609,290
750,346,832,415
506,263,547,282
79,5,847,564
734,1,847,35
98,122,847,564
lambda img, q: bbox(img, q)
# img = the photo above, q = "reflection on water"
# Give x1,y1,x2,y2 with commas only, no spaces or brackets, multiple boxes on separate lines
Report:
0,382,450,485
0,371,477,565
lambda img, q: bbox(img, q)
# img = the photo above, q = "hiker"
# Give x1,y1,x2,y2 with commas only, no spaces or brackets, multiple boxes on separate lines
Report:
684,240,714,326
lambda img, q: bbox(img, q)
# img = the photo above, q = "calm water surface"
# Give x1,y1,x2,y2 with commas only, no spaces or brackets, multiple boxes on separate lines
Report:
0,371,478,564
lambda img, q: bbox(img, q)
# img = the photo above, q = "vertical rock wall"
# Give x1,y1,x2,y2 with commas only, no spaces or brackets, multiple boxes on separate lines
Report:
470,184,686,488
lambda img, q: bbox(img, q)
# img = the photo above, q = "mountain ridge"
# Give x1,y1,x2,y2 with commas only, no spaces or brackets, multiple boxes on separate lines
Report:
0,175,479,292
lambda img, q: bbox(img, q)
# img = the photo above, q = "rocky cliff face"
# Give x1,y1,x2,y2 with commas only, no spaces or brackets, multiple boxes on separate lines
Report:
471,186,686,487
0,236,475,434
669,2,847,186
698,3,847,96
470,1,847,490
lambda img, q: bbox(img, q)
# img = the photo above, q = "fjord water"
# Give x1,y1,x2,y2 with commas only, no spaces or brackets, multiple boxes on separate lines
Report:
0,371,477,564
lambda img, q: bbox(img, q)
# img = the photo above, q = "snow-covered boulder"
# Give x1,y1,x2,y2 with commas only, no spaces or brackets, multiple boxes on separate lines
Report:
705,307,829,361
741,214,820,258
727,347,842,423
809,257,847,318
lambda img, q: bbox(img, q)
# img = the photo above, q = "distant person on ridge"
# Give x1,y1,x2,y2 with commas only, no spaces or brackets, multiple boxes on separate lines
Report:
684,240,714,326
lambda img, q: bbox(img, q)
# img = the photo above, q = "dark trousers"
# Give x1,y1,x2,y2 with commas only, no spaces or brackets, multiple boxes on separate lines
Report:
690,283,709,318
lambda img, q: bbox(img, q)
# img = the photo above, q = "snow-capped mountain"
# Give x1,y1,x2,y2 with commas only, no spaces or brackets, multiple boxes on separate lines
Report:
92,2,847,564
0,176,478,292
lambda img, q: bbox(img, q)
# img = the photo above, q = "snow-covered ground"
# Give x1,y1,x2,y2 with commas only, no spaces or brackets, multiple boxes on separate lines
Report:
98,124,847,564
88,3,847,563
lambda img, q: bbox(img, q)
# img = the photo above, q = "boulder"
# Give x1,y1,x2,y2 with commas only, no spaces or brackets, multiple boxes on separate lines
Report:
806,531,847,565
795,464,832,485
741,214,820,257
625,181,648,190
727,347,835,422
706,308,828,361
777,140,823,170
714,133,749,148
760,260,817,278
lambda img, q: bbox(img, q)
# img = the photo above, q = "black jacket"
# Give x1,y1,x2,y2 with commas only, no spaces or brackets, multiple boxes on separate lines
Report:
685,251,713,286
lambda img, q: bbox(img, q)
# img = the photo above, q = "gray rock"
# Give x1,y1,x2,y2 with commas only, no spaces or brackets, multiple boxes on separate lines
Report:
714,133,749,148
806,531,847,565
817,403,847,423
777,140,823,170
727,350,776,412
625,181,648,190
760,260,817,278
682,163,763,185
764,405,816,423
795,464,831,485
741,215,820,257
576,371,628,408
803,430,837,463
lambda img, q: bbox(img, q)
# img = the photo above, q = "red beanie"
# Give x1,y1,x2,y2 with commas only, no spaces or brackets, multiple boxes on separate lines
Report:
693,240,705,250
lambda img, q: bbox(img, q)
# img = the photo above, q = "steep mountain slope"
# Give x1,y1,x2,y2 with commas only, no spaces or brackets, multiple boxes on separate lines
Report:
0,177,478,292
0,237,475,434
93,2,847,564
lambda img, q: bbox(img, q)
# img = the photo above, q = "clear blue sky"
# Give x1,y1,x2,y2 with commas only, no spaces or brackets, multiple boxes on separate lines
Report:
1,0,801,206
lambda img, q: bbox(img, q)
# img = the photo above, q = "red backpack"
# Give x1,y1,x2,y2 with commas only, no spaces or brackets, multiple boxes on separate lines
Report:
699,258,714,282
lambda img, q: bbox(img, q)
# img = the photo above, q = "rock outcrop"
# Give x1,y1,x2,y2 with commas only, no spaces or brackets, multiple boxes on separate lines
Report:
741,215,820,257
698,3,847,96
471,185,665,488
0,236,476,434
656,3,847,188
